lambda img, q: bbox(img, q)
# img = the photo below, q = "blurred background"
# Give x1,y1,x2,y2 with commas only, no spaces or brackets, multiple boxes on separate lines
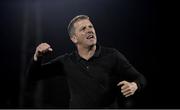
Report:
0,0,178,108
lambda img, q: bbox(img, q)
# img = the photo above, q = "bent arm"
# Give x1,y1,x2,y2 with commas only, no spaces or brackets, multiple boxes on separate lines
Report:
114,50,147,92
26,56,65,84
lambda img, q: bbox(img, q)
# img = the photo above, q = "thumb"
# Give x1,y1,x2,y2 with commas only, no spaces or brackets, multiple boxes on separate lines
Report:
48,47,53,51
117,80,128,86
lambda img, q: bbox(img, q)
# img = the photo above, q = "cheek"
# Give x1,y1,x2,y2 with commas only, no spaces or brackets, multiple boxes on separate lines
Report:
77,34,85,41
79,33,86,38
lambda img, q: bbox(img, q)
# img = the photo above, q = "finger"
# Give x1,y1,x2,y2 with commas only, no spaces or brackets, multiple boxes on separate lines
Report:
42,43,50,47
121,87,130,93
38,47,51,53
38,44,51,51
41,43,50,48
117,80,128,86
125,92,134,97
125,93,132,97
38,48,44,53
121,84,129,90
43,47,52,53
123,91,133,97
48,47,53,51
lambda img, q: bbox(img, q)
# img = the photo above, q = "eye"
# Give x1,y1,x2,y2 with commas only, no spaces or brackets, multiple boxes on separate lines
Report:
80,26,86,31
89,25,93,28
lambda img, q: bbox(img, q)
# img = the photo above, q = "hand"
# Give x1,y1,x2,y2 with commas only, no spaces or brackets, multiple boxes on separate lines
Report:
34,43,53,61
117,80,138,97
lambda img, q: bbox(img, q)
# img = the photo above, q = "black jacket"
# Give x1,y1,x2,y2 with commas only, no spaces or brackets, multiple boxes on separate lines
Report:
25,45,146,108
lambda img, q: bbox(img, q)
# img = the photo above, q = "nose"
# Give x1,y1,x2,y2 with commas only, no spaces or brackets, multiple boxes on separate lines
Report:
87,31,93,34
86,27,93,34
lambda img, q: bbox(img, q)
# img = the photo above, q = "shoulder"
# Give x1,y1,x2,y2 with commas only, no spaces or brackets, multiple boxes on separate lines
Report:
100,46,117,54
100,46,123,56
100,46,128,60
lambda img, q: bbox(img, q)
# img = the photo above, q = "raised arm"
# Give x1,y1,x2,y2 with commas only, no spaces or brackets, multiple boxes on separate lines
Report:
26,43,65,83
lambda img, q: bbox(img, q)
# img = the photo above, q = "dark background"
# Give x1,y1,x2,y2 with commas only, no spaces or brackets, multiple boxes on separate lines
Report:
0,0,178,108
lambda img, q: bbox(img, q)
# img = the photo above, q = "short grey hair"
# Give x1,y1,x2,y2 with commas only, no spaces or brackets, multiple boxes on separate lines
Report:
67,15,89,37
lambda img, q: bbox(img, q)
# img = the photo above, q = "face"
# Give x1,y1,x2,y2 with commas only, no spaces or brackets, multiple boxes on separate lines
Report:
71,19,97,48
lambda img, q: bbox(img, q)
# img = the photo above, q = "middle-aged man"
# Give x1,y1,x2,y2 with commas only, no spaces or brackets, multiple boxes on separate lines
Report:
26,15,146,108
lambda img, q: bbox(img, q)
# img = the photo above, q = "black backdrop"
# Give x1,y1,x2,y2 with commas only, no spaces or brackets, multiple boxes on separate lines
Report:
0,0,178,108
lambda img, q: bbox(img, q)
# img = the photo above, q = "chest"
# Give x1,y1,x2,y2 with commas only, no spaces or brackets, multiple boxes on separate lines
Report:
63,55,118,87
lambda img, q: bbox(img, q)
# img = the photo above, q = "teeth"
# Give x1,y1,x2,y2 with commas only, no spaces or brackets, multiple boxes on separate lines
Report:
87,35,93,39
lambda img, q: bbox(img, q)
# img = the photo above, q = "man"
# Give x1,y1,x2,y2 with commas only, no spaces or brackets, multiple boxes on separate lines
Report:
27,15,146,108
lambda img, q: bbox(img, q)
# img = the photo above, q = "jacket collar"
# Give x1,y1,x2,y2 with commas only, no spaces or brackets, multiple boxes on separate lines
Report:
74,44,101,61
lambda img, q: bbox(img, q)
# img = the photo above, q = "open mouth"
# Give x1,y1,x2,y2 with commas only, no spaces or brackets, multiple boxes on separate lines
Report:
87,35,94,39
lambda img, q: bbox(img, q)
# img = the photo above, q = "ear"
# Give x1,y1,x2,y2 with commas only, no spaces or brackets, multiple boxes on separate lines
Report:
70,35,77,44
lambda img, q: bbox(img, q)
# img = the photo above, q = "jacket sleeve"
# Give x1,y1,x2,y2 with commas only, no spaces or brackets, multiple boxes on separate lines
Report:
114,49,147,92
26,55,66,84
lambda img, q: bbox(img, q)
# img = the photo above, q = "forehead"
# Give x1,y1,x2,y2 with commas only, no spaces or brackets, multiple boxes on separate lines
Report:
74,19,93,28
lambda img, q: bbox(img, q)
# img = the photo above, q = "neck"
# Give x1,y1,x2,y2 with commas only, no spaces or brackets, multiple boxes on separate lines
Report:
77,45,96,60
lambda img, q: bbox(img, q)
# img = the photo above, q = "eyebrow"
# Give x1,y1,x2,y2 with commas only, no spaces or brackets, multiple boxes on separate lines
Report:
80,26,86,31
89,25,93,28
79,24,93,31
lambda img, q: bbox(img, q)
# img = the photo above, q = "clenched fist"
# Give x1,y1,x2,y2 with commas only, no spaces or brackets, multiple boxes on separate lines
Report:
34,43,53,61
117,80,138,97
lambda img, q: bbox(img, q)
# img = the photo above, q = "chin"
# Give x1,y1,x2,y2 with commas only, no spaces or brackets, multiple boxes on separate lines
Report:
89,42,96,46
87,43,96,47
85,40,97,47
